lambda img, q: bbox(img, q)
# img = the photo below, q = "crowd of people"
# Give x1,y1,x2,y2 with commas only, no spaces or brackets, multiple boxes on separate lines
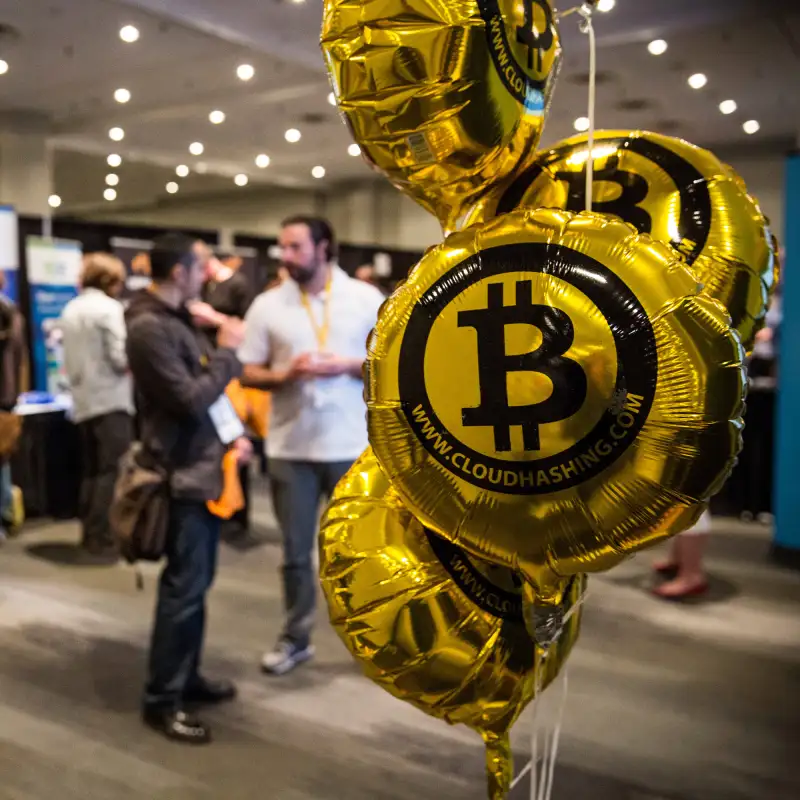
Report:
55,216,384,744
1,212,782,742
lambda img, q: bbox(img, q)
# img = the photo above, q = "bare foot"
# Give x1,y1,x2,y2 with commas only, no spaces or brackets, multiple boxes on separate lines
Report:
652,576,709,600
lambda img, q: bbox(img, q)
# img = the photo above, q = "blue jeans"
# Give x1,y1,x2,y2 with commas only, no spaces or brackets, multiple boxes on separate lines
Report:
144,499,221,710
269,459,353,649
0,462,12,525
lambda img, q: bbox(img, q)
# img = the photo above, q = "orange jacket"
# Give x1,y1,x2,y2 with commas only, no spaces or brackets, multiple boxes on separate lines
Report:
206,381,270,519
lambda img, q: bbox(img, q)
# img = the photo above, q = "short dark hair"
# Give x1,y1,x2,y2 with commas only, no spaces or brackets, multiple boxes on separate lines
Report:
149,233,196,281
281,215,337,262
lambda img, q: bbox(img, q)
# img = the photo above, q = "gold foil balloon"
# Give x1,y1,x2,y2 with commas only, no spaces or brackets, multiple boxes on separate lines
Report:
366,208,746,603
467,130,778,349
320,449,584,800
321,0,562,232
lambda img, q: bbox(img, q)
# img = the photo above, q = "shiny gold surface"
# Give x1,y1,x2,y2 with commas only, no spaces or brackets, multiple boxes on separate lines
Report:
466,130,778,349
321,0,561,232
366,208,746,601
320,449,583,799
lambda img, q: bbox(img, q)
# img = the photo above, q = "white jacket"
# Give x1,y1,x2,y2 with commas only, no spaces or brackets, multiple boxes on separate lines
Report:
61,288,133,423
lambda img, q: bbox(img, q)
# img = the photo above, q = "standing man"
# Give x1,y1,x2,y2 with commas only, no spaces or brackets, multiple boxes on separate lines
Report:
239,216,384,675
0,270,28,540
202,252,254,322
125,233,248,744
61,254,133,556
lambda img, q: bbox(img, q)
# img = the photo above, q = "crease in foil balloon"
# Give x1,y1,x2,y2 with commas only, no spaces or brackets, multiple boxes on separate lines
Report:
321,0,563,231
319,450,583,799
465,130,779,350
366,208,746,598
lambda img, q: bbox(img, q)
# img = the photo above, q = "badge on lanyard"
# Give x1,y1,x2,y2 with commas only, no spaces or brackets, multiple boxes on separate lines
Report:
208,394,245,444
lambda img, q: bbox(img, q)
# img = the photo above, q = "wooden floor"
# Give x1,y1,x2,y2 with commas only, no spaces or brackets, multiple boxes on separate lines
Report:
1,492,798,800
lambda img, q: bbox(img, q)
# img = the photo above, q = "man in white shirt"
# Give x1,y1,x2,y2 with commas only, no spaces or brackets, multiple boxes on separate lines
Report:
61,253,133,555
239,216,384,675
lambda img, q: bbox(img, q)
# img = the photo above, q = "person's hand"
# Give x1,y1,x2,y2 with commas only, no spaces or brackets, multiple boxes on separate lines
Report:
303,353,362,378
283,353,316,382
233,436,253,465
189,301,227,328
217,317,246,350
755,327,773,344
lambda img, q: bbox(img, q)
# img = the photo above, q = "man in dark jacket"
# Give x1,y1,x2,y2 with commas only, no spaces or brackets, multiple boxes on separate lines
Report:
125,232,247,745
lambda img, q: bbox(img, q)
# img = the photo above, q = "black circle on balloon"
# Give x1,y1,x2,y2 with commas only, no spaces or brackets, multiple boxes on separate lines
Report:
496,135,713,266
477,0,557,105
397,243,658,496
424,530,524,623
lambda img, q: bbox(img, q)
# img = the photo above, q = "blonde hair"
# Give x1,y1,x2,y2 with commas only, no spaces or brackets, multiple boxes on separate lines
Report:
81,253,126,295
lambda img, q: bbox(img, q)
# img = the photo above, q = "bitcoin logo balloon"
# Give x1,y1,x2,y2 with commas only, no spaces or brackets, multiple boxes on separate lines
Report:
467,130,778,350
322,0,561,232
320,450,584,800
367,208,746,600
459,283,588,452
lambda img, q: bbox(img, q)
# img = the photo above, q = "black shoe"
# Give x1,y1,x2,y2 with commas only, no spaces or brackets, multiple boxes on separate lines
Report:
184,677,237,705
142,707,212,745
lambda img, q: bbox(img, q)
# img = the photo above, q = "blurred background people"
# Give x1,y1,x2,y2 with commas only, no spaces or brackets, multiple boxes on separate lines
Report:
239,216,384,676
202,251,254,321
0,270,28,541
61,253,132,557
125,233,247,745
652,510,711,599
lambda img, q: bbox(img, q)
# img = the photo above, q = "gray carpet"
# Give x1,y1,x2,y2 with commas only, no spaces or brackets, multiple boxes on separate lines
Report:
1,491,798,800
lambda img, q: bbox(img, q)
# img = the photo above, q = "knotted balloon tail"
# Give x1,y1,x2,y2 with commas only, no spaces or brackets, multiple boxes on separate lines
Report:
482,730,513,800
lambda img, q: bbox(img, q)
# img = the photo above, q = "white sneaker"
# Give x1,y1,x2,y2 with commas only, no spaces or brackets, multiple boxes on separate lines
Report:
261,641,315,676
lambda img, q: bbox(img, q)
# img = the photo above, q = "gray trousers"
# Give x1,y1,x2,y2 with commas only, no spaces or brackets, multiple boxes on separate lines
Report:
78,411,133,551
269,458,353,648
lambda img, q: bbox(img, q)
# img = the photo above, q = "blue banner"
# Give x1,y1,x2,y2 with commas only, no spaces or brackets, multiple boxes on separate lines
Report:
25,237,82,393
775,154,799,556
0,205,19,302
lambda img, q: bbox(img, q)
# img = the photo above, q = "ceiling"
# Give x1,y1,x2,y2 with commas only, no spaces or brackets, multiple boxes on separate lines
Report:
0,0,797,215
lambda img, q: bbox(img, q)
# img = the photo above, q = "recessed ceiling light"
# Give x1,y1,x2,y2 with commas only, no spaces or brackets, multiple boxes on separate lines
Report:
237,64,255,81
688,73,708,89
647,39,668,56
596,0,615,11
103,188,117,202
743,119,760,135
109,127,125,141
255,154,271,168
328,92,336,106
176,164,190,177
189,142,204,156
290,0,306,4
107,154,122,167
119,25,139,43
574,116,590,132
312,166,326,179
234,174,249,186
166,182,179,194
114,88,131,104
48,194,62,209
209,109,226,125
0,60,9,75
348,144,362,157
719,99,737,115
105,173,120,187
285,128,302,143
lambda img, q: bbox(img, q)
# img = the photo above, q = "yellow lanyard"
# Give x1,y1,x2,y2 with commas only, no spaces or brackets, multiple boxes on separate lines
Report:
300,272,333,351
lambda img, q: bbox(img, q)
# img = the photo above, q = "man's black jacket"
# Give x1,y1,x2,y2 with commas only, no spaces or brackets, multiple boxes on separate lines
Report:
125,290,241,502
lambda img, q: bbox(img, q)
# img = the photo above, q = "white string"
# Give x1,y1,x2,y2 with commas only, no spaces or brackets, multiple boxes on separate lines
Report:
508,579,590,798
577,4,598,213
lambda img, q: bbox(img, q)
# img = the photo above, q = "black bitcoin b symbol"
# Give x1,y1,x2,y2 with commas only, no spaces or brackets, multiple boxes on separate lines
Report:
458,280,587,452
516,0,554,72
555,161,653,234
